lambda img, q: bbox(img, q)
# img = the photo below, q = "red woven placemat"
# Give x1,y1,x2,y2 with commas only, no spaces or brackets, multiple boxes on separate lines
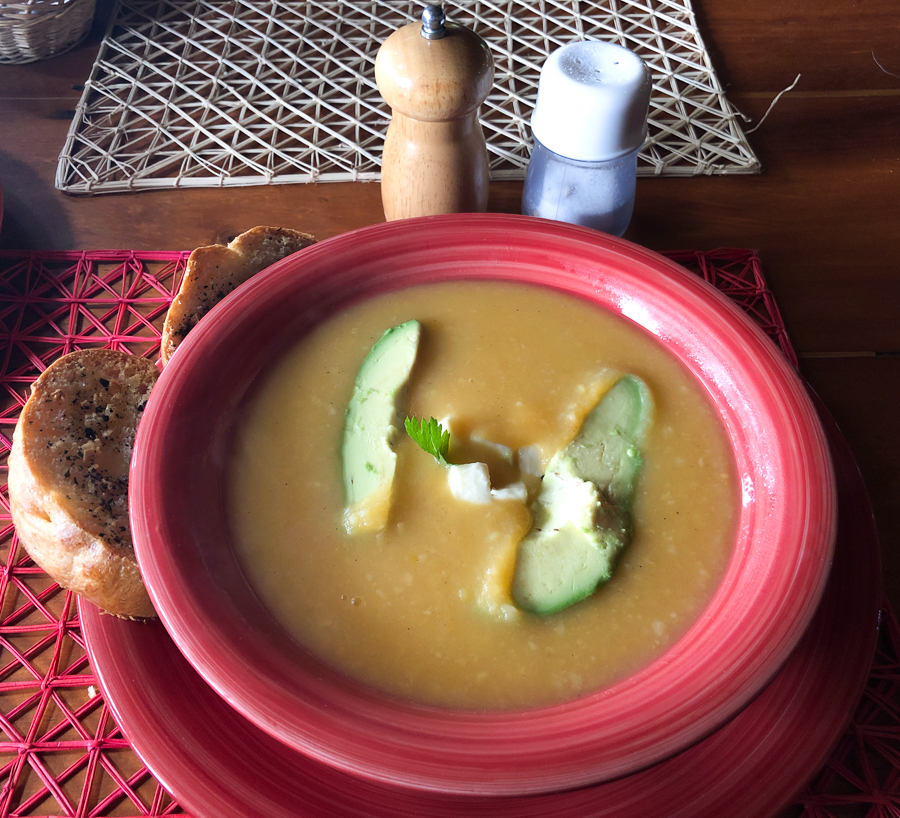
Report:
0,248,895,817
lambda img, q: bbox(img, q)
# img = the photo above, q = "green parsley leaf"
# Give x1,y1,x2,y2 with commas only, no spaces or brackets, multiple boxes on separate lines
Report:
405,415,450,465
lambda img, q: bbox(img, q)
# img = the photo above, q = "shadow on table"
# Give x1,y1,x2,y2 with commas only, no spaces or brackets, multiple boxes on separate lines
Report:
0,150,74,251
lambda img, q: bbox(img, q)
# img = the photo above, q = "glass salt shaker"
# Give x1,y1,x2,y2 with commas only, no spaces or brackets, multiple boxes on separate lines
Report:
522,41,652,236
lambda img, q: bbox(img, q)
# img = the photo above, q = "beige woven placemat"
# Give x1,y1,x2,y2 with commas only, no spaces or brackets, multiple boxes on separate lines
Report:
56,0,760,194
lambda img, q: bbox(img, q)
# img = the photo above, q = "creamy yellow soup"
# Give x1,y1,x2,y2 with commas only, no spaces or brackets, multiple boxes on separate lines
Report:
229,281,738,710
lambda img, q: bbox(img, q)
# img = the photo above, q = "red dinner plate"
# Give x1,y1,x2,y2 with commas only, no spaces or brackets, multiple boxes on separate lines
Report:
82,403,879,818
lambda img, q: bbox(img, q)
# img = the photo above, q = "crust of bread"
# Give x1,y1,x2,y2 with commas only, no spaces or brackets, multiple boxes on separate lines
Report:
160,225,316,365
8,349,159,619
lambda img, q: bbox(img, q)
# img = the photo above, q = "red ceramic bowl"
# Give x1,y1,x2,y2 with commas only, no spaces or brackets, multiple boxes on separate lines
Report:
131,214,836,796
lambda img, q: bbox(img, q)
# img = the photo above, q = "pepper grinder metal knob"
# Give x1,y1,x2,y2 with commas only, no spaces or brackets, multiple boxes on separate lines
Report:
421,4,446,39
375,4,494,221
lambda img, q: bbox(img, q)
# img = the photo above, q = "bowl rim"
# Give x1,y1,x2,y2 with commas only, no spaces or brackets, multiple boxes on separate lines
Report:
132,213,837,795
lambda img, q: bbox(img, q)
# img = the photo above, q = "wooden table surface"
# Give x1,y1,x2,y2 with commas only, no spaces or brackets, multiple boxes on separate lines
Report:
1,0,898,610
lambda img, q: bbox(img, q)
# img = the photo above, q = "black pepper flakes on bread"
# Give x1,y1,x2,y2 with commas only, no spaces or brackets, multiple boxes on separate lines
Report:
160,225,316,365
8,349,158,619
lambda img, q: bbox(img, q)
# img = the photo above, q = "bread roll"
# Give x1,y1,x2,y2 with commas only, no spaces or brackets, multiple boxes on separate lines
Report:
8,349,158,619
161,225,316,364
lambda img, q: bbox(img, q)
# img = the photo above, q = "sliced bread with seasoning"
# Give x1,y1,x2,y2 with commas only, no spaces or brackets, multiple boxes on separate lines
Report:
161,225,316,364
8,349,158,619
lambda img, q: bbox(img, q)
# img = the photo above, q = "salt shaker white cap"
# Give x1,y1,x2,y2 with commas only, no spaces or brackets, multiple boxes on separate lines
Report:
531,41,652,162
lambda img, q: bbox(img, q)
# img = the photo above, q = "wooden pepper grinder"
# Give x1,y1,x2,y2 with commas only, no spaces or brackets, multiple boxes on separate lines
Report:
375,4,494,221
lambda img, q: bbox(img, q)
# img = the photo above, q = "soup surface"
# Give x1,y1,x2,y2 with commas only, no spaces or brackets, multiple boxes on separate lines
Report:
229,281,738,710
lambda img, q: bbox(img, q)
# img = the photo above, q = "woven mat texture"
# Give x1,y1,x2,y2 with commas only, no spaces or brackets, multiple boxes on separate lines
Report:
0,248,897,817
56,0,760,194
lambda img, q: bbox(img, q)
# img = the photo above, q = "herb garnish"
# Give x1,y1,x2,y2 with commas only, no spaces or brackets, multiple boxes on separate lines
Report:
405,415,450,465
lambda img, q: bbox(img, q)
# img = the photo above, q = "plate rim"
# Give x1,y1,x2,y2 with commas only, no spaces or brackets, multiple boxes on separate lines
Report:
131,213,838,793
84,398,879,818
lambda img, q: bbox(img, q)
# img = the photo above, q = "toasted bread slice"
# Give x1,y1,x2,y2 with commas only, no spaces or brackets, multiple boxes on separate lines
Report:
161,225,316,364
8,349,158,619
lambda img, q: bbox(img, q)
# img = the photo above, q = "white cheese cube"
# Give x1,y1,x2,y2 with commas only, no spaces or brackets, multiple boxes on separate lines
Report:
518,444,543,476
448,462,493,504
491,482,528,502
471,434,514,463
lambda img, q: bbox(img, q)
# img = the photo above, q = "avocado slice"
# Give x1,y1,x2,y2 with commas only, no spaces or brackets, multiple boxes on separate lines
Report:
342,320,421,535
560,374,653,512
511,375,653,614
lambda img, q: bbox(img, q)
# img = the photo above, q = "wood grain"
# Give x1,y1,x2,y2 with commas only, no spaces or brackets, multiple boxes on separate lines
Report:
694,0,900,93
0,0,897,617
801,357,900,607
